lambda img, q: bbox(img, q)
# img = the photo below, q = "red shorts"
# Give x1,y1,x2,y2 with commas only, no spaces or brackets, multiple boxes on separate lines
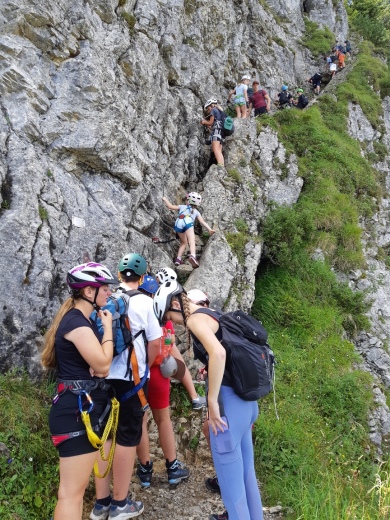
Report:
147,365,170,409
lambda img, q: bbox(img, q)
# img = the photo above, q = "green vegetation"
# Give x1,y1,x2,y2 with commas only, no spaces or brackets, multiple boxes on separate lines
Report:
225,231,249,263
349,0,390,49
39,206,48,220
0,372,58,519
226,168,242,183
1,199,10,209
252,28,390,520
301,18,335,56
121,12,136,34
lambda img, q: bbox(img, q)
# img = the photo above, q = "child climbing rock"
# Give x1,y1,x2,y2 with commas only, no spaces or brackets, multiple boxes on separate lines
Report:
162,192,216,268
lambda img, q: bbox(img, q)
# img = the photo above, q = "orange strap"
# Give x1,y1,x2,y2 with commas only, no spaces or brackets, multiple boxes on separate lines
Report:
130,347,149,410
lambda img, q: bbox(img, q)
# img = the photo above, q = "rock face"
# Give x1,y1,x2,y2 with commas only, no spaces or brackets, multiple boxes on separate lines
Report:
346,96,390,453
1,0,339,375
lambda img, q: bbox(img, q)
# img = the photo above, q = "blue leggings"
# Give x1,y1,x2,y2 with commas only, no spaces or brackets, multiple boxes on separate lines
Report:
209,386,263,520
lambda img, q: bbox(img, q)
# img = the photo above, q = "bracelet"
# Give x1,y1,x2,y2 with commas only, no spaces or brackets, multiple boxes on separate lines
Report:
101,339,114,345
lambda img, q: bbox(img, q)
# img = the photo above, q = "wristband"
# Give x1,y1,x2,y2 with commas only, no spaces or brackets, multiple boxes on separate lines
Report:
102,339,114,345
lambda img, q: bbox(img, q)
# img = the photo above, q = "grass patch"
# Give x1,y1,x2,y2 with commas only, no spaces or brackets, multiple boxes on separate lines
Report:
0,371,58,519
301,18,334,57
226,168,242,183
39,206,48,220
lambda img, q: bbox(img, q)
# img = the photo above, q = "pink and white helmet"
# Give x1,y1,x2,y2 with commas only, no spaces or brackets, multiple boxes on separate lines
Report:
187,289,210,306
66,262,118,290
186,192,202,206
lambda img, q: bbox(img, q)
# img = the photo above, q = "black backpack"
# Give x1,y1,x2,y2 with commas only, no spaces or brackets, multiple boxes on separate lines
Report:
279,91,290,104
194,308,275,401
300,95,309,108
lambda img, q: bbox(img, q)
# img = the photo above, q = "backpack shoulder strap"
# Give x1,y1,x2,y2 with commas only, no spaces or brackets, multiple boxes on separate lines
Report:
193,308,222,322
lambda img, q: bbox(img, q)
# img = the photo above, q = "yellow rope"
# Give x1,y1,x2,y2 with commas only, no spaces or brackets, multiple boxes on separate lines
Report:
81,397,120,478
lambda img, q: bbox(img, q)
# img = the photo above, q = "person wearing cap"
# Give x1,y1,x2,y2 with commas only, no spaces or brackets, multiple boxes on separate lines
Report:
249,80,271,116
227,75,251,118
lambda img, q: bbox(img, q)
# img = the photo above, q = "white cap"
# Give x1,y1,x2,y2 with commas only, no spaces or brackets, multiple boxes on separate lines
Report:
242,74,251,80
187,289,210,305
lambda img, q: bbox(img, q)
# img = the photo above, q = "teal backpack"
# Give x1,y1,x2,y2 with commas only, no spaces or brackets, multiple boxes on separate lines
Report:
218,109,235,137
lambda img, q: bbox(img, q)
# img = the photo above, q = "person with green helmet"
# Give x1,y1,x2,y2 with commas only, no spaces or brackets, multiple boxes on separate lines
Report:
90,253,161,520
292,88,309,110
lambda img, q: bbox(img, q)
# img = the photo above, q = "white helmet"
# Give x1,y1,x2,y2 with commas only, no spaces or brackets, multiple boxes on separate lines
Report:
153,280,184,325
241,74,251,80
160,355,178,378
187,289,210,306
186,192,202,206
204,98,218,110
155,267,177,284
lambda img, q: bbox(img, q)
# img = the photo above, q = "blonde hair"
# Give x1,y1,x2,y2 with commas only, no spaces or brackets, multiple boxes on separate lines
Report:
41,298,75,368
173,292,192,347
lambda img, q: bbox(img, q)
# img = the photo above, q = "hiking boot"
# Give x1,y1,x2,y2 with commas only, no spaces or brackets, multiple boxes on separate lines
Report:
192,394,207,410
166,459,190,485
136,460,153,488
205,475,221,494
89,503,110,520
108,499,144,519
174,258,183,266
188,255,199,269
209,511,228,520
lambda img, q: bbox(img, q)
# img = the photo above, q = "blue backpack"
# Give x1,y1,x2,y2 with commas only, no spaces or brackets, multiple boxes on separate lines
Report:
92,289,144,357
218,109,235,137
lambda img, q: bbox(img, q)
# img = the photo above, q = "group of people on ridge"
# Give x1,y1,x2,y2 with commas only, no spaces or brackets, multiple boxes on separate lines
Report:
43,244,262,520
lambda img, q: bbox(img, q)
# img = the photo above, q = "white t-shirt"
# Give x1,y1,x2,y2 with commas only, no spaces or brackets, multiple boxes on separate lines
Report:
177,205,200,223
106,289,161,381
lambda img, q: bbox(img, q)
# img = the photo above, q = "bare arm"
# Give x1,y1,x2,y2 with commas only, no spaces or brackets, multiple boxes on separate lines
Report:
201,114,215,127
227,88,236,102
147,337,161,367
197,214,216,234
187,313,227,435
65,310,113,375
264,93,271,110
162,197,180,211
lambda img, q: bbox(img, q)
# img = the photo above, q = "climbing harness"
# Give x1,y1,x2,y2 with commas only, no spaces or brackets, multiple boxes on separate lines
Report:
51,379,119,478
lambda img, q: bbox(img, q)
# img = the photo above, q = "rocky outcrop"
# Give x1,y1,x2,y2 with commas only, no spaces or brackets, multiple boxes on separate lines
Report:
1,0,343,375
345,96,390,453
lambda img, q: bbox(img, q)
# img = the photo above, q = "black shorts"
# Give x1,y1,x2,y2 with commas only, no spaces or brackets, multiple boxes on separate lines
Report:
109,379,149,447
254,106,267,116
49,388,108,457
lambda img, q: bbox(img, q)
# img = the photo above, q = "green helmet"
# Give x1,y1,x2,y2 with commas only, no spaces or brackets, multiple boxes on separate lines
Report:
118,253,147,276
297,88,304,93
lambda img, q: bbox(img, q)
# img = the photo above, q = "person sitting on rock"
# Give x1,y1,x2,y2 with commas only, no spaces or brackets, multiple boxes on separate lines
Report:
277,85,293,109
162,192,216,269
292,88,309,109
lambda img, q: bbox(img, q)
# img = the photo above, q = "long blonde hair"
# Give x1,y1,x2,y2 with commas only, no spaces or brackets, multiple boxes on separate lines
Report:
173,292,192,347
41,298,75,368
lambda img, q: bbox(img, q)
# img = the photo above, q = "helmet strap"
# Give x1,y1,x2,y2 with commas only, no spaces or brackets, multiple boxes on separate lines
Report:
177,294,186,324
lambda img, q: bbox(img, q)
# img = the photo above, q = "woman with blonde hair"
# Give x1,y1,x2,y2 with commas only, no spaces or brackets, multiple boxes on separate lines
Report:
228,75,250,118
41,262,118,520
153,281,264,520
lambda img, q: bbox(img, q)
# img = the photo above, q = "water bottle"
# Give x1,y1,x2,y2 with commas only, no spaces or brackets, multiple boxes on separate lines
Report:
164,328,172,346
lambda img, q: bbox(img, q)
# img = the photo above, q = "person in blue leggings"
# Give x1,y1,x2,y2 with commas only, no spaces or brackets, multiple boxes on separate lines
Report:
153,281,264,520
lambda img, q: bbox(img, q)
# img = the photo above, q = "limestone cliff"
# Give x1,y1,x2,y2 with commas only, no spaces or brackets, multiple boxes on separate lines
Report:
1,0,347,374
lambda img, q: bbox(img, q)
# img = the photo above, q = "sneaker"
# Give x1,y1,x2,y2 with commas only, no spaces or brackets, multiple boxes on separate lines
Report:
89,503,110,520
108,499,144,519
192,394,207,410
209,511,228,520
188,255,199,269
174,258,182,266
205,475,221,494
136,460,153,488
166,459,190,485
